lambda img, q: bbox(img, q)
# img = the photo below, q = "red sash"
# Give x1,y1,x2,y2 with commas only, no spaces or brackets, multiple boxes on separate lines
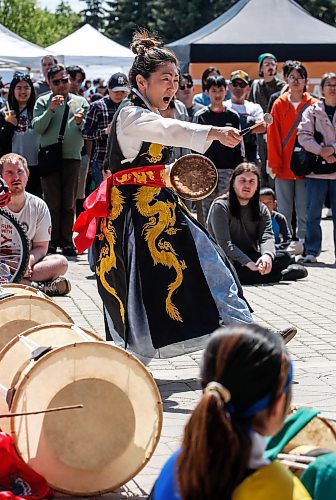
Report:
73,165,166,253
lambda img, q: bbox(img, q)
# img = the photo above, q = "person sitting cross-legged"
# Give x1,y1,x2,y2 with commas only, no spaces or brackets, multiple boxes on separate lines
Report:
207,162,307,285
0,153,70,295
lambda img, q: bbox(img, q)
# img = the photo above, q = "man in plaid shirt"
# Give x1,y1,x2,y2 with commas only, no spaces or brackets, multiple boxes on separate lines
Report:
82,72,130,187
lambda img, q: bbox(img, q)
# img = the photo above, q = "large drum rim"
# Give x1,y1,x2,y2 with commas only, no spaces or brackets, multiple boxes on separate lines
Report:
10,341,163,496
0,322,99,362
0,283,51,300
0,295,73,322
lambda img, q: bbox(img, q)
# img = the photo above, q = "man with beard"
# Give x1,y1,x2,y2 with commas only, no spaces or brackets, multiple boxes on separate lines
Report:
0,153,70,295
249,54,286,186
225,70,265,164
194,75,243,220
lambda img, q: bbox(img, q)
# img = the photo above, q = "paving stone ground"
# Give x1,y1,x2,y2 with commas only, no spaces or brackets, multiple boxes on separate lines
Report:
52,216,336,499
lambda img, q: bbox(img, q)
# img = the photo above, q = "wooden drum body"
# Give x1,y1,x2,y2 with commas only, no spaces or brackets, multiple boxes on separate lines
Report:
0,325,163,496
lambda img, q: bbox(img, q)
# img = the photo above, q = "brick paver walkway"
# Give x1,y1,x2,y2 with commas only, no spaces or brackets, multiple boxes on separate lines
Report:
49,217,336,499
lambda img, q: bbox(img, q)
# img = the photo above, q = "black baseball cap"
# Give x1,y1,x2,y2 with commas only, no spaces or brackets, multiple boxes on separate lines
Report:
108,72,130,92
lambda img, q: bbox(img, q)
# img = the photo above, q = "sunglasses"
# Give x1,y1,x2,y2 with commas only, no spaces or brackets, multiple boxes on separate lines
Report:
12,72,31,81
231,81,248,88
52,77,69,86
179,83,193,90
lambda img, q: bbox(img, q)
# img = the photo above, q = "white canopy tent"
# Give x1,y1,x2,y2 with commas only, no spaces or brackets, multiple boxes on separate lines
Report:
0,23,54,70
47,24,134,80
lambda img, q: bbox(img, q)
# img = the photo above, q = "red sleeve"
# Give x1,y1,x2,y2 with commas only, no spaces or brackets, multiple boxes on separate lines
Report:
267,101,284,175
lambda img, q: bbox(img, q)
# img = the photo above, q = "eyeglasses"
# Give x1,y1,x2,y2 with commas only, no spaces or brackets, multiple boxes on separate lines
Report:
324,84,336,88
231,81,248,88
51,77,69,86
288,75,306,83
179,83,193,90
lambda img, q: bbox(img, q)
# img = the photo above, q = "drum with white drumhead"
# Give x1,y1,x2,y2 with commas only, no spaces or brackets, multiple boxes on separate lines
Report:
0,325,162,496
0,295,73,350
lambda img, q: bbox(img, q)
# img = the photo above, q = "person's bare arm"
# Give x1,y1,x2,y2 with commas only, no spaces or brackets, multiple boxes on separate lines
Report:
24,241,49,278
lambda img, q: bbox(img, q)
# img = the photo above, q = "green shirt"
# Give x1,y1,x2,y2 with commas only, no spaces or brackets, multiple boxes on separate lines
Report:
32,92,89,160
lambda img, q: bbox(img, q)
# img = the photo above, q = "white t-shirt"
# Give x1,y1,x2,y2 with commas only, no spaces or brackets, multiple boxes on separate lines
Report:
4,193,51,250
224,100,264,121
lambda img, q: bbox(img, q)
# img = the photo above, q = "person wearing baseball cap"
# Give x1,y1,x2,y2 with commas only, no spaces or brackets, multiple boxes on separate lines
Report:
225,70,265,164
108,72,130,93
83,72,130,188
249,54,286,186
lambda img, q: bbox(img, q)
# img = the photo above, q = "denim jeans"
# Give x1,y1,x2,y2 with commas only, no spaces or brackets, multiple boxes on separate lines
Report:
91,160,103,188
305,178,336,256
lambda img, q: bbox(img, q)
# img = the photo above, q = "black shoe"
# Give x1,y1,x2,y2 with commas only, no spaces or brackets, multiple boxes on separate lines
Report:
62,245,78,257
48,244,57,254
273,326,297,344
281,264,308,281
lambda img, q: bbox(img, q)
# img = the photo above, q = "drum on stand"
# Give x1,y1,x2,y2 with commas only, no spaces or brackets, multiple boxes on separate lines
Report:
0,326,163,496
0,283,50,301
0,295,73,350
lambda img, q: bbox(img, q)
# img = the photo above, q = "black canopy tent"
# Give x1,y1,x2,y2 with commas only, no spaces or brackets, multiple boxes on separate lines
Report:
168,0,336,79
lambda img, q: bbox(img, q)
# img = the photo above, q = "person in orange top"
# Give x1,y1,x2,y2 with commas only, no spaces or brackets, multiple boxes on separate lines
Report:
267,63,317,244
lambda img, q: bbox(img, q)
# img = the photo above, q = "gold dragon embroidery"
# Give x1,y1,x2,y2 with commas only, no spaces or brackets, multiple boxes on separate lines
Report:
96,186,125,322
134,186,186,322
141,143,167,164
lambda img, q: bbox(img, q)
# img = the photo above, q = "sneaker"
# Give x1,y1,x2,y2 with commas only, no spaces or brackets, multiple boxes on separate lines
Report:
62,246,78,257
300,254,317,264
287,240,304,256
34,277,71,296
281,264,308,281
273,326,297,344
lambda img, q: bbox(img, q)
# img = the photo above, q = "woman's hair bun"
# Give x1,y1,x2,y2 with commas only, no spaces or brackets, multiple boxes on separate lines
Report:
130,30,161,55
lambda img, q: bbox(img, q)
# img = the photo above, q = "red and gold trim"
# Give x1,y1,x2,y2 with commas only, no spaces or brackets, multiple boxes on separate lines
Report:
112,165,166,188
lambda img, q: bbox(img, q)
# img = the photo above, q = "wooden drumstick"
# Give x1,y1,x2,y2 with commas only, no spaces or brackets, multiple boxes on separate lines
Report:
239,113,273,136
0,404,83,418
278,453,315,464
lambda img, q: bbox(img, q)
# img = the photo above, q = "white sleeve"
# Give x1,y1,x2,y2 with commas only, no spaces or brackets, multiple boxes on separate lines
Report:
33,200,51,243
116,106,213,162
252,103,264,121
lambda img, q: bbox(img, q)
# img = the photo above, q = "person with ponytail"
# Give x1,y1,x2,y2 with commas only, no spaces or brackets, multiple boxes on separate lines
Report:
74,30,295,361
151,324,311,500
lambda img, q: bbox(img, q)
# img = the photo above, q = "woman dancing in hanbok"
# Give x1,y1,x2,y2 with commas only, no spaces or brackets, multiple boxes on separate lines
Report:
74,31,295,360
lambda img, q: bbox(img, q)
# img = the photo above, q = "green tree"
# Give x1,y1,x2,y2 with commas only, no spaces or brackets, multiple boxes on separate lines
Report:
297,0,336,26
104,0,238,46
104,0,158,46
0,0,81,47
79,0,105,31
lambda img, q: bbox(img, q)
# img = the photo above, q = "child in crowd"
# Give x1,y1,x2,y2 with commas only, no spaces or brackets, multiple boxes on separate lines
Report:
260,187,304,256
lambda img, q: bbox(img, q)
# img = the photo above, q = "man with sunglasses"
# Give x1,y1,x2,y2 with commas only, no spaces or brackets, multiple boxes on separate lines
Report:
32,64,89,256
225,70,265,164
176,73,204,121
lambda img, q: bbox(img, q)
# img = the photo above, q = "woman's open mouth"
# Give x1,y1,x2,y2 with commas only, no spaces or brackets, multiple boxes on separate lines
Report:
163,96,170,104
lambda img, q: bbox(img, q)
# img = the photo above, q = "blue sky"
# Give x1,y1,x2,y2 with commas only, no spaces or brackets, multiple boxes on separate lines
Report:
38,0,84,12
